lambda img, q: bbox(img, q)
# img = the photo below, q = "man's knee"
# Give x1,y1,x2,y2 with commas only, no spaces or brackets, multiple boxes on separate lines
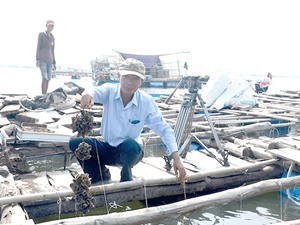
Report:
119,139,143,165
69,137,83,152
120,139,142,154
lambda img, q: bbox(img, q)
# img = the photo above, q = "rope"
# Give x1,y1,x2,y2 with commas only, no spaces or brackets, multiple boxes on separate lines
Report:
143,179,148,208
269,128,279,138
91,137,110,214
108,201,123,213
57,197,62,220
182,180,187,200
286,163,300,206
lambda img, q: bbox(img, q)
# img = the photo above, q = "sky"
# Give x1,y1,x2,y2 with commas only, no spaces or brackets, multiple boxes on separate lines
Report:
1,0,300,76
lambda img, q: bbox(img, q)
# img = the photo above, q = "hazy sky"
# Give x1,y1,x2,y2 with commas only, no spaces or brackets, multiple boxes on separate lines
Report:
1,0,299,76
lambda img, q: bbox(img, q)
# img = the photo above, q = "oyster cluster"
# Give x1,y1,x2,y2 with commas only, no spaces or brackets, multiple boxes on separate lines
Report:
74,141,92,161
72,110,94,137
70,173,95,215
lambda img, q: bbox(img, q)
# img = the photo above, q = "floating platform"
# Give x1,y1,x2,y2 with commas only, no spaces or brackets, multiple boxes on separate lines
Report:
1,89,300,224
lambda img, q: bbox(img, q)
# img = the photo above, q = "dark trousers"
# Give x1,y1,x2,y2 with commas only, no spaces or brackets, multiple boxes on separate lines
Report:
69,137,144,182
255,83,269,93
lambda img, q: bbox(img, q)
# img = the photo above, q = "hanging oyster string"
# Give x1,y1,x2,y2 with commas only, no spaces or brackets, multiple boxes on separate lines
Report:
71,109,94,160
70,172,95,215
70,109,95,215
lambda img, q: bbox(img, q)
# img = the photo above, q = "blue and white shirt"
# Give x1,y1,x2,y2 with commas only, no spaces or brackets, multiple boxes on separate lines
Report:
92,83,178,154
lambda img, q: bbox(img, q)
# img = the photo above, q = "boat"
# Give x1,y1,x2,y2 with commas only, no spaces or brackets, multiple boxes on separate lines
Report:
71,74,81,80
55,70,92,79
0,86,300,224
91,51,209,88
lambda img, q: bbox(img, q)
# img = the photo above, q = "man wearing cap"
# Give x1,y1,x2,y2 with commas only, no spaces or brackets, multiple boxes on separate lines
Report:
69,58,186,183
36,20,56,95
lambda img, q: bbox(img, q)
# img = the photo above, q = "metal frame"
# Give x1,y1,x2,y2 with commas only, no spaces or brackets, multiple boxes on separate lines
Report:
164,75,229,171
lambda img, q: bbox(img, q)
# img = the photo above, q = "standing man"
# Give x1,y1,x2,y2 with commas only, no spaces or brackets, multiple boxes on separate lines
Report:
69,58,187,183
36,20,56,95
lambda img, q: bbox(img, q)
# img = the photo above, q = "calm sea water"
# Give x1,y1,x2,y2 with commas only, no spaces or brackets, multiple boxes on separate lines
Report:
1,67,300,224
1,66,300,95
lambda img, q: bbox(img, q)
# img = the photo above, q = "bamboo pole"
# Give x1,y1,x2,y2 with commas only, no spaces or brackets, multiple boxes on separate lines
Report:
37,175,300,225
222,109,299,122
141,121,293,145
255,94,300,104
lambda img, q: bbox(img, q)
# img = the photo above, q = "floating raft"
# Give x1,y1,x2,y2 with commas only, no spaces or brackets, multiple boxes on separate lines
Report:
0,151,283,218
0,90,300,224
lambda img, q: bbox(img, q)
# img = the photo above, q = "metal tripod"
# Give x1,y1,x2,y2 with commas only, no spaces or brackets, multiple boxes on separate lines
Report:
163,76,229,171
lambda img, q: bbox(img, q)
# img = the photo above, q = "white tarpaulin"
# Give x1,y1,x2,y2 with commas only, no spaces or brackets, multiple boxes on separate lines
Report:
201,73,231,108
211,79,257,110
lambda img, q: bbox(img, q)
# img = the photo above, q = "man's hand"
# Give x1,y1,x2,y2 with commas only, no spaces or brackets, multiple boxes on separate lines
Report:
81,93,94,109
172,152,186,180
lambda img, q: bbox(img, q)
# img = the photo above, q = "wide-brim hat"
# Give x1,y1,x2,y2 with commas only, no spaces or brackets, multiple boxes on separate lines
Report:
119,58,145,80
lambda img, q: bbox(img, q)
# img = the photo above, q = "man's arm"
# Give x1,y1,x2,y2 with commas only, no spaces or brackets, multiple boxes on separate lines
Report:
52,36,56,68
145,98,187,180
36,33,41,67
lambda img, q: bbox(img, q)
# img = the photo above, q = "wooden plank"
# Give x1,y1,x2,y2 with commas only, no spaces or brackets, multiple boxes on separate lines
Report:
280,136,300,149
51,113,76,126
267,148,300,164
184,150,223,170
15,159,181,195
141,156,195,177
19,111,54,124
46,110,62,121
15,114,39,124
0,116,11,126
234,137,270,149
57,107,80,115
3,95,27,104
133,158,174,179
15,170,75,194
14,165,125,194
208,147,252,167
0,104,22,115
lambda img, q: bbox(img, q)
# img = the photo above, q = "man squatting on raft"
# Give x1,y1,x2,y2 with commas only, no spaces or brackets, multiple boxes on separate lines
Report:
69,58,187,183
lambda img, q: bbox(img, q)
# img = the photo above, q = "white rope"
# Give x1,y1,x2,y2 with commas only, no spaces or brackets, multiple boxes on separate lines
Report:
183,180,187,200
57,197,62,220
108,201,123,213
143,178,148,208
